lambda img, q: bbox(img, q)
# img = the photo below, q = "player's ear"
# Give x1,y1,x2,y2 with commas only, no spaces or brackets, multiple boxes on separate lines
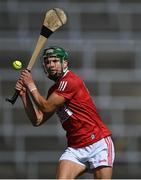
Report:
64,60,69,68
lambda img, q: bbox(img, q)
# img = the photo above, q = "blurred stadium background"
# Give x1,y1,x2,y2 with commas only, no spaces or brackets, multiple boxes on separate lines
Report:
1,0,141,179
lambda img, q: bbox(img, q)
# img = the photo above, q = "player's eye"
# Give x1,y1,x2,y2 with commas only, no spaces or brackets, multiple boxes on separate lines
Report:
52,60,60,63
44,59,60,65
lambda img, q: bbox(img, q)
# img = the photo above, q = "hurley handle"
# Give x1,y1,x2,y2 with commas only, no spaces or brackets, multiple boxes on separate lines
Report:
5,90,20,105
5,69,31,105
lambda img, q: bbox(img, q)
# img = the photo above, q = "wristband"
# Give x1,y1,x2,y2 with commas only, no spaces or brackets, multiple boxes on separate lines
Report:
30,87,37,92
28,83,37,92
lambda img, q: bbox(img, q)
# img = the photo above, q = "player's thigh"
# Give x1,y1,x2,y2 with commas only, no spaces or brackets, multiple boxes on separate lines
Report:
94,166,113,179
56,160,86,179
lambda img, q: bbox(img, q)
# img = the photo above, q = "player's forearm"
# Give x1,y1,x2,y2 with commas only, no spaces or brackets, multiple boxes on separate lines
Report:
21,92,43,126
27,83,56,113
32,90,54,113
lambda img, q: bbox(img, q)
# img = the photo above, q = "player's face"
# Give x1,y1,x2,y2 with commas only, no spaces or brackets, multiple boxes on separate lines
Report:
43,56,62,76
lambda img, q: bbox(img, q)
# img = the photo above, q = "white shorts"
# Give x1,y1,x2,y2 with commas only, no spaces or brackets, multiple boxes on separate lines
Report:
59,136,115,170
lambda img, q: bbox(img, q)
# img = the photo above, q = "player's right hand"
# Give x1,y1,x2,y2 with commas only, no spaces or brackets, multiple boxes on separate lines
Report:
19,69,34,88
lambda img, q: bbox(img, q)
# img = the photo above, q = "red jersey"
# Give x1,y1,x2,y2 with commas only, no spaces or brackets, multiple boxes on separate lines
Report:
47,70,112,148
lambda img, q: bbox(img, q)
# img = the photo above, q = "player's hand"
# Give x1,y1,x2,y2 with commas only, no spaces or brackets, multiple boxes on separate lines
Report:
19,69,37,92
19,69,34,87
15,79,27,96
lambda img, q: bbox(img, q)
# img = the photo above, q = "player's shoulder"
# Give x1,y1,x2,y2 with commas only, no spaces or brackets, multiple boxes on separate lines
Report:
63,70,82,83
57,70,83,91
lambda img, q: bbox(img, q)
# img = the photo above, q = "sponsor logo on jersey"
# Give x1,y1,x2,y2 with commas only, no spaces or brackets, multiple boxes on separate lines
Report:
56,105,73,124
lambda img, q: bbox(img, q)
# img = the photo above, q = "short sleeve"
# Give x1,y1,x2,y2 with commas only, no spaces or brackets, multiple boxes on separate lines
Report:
55,78,77,100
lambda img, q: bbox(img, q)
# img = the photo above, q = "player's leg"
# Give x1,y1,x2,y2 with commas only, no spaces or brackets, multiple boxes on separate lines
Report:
89,136,115,179
93,166,113,179
56,160,86,179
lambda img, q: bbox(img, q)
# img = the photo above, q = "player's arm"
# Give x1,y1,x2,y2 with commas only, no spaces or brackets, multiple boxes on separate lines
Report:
16,81,66,126
21,91,45,126
28,89,66,126
15,75,66,126
17,69,66,125
15,79,45,126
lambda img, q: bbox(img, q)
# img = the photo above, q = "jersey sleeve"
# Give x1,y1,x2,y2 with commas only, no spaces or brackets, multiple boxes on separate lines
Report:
55,78,78,100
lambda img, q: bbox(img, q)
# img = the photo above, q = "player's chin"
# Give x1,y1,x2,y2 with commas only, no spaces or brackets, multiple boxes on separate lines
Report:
49,70,58,75
49,72,56,76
